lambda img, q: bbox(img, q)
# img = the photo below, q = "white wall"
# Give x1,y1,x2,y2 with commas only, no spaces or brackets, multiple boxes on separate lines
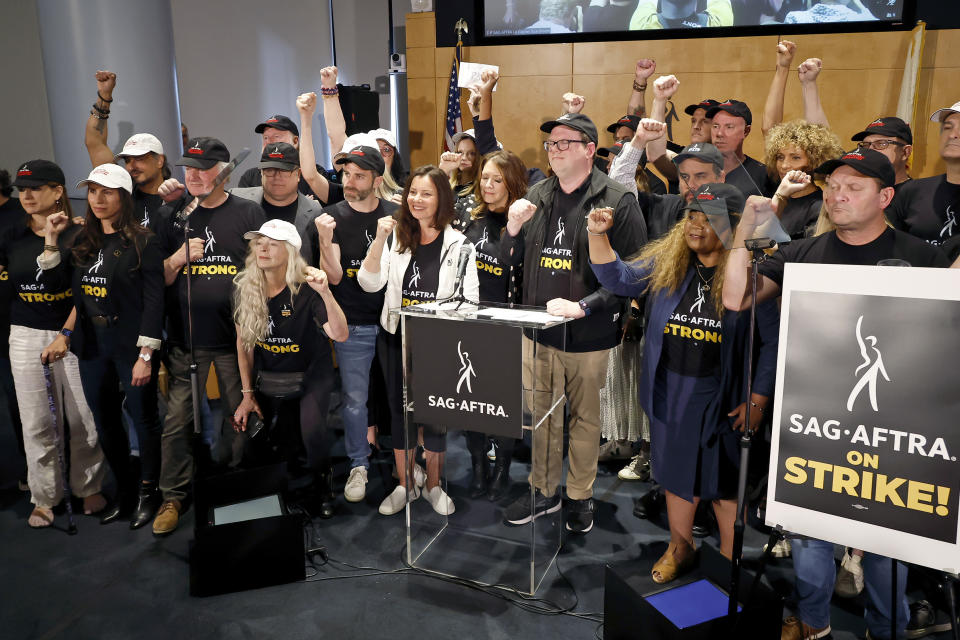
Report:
170,0,336,168
0,0,54,177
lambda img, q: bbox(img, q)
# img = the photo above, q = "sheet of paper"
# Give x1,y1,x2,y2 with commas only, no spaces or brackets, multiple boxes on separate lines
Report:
457,62,499,91
474,307,564,324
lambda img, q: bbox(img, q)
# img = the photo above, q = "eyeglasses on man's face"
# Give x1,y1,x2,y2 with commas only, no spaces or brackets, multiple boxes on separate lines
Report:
543,139,586,152
857,140,906,151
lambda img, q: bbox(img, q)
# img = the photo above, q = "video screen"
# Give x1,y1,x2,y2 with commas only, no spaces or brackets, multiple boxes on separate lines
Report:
484,0,907,37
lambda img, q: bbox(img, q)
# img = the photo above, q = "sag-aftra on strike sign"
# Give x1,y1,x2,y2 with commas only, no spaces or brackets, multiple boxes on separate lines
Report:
766,263,960,572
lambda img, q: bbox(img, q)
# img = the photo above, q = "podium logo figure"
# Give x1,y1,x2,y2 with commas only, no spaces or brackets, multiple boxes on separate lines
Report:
88,250,104,274
204,226,216,254
456,340,476,394
408,261,421,288
846,315,890,412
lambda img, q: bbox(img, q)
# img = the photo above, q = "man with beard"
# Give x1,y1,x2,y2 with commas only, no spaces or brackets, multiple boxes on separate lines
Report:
306,146,396,504
84,70,169,230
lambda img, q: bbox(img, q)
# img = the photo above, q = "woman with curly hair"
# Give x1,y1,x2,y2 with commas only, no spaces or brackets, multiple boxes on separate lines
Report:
232,220,348,518
587,183,779,584
764,120,844,239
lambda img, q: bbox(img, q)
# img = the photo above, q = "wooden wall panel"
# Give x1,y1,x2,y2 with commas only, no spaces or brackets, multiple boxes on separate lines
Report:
405,12,435,48
405,16,960,183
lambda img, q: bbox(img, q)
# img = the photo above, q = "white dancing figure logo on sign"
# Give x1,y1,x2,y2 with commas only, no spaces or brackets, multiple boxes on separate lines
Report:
846,315,890,412
456,340,476,394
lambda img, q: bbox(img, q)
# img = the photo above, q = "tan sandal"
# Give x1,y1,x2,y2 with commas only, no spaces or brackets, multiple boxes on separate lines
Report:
651,540,696,584
28,507,55,528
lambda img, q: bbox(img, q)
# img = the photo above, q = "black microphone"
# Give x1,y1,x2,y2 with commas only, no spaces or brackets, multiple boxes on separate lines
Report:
452,242,473,299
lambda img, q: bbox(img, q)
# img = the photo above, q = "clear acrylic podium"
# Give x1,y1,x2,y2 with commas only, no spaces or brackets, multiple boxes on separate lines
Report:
394,301,570,595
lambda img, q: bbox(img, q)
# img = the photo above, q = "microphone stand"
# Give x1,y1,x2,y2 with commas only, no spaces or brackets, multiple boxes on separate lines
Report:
728,237,775,620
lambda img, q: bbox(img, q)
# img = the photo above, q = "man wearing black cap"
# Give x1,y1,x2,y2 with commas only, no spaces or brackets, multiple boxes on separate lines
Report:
722,148,947,640
501,112,647,534
151,137,266,535
851,117,913,191
885,102,960,247
231,142,321,260
237,114,320,197
707,99,774,198
306,145,397,504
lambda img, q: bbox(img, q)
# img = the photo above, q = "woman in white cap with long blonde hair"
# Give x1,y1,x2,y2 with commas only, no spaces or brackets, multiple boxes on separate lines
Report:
39,163,164,529
232,219,348,518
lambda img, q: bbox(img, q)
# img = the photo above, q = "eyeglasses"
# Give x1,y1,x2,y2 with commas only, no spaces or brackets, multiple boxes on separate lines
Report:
262,168,296,178
543,139,586,152
857,140,906,151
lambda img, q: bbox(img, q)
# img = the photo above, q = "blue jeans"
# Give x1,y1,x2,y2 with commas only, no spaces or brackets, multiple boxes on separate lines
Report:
333,324,378,469
792,537,908,639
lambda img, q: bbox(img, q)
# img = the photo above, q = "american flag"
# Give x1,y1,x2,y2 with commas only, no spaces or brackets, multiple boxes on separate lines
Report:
444,41,462,152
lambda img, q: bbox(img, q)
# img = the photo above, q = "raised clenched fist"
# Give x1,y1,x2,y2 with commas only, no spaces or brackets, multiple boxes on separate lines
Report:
314,213,336,245
95,70,117,98
652,75,679,101
776,41,797,69
797,58,822,84
296,92,317,116
320,66,338,89
635,59,656,82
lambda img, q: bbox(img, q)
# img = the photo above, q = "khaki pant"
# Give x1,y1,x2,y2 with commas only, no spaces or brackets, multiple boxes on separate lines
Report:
522,337,609,500
10,325,105,509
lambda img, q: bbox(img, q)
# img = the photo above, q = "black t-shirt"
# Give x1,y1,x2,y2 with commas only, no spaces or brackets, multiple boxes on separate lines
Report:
780,189,823,240
75,233,123,319
726,155,774,198
401,236,442,307
463,212,510,304
157,194,265,348
261,199,298,225
638,191,686,241
760,227,950,286
534,187,581,305
943,235,960,263
886,175,960,247
133,188,165,232
321,198,396,324
0,198,25,352
0,224,79,331
660,265,722,377
255,285,330,374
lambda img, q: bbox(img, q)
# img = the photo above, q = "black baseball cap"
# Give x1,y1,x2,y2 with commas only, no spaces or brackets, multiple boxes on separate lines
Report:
685,183,745,216
597,141,625,158
706,100,752,126
850,117,913,145
259,143,299,171
540,113,599,146
13,159,65,188
339,146,385,175
255,114,299,136
606,115,641,134
672,142,724,173
684,99,720,116
814,148,896,189
177,137,230,170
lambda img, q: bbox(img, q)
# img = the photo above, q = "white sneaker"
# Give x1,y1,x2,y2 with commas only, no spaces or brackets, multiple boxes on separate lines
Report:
378,484,420,516
487,442,497,461
764,537,792,558
424,486,455,515
344,466,368,503
618,453,650,481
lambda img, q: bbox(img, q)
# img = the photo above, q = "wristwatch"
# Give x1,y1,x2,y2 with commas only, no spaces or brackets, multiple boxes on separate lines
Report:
138,352,152,363
59,328,73,339
578,299,591,316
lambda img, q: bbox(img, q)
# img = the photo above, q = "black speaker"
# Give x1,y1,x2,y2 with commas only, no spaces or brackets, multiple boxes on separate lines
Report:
189,463,305,597
337,83,380,136
603,544,782,639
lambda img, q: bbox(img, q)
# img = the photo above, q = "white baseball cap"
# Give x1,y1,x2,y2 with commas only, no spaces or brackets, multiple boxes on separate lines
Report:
117,133,164,158
243,219,302,251
368,128,398,150
76,163,133,194
930,101,960,123
334,133,380,165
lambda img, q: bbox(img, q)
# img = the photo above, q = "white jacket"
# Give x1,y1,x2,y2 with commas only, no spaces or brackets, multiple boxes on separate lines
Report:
357,225,479,333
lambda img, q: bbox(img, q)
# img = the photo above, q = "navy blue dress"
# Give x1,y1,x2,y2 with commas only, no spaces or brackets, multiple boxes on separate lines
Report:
592,255,779,500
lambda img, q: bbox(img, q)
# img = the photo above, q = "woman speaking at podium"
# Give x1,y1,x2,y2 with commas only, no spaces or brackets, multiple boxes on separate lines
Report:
586,183,779,584
358,166,478,517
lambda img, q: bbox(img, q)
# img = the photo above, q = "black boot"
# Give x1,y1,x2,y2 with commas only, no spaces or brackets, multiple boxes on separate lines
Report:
487,451,512,501
100,491,134,525
469,451,489,499
316,469,335,519
130,482,161,530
